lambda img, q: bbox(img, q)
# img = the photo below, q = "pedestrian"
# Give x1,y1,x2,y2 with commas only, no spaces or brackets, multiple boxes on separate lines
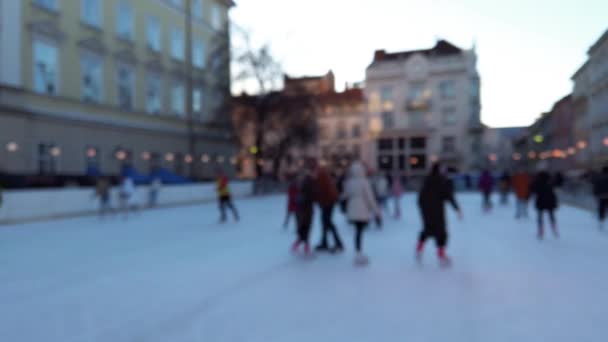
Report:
372,171,389,228
342,161,379,265
530,171,559,239
314,165,344,253
95,176,112,218
392,171,403,219
148,177,162,208
291,159,316,256
416,163,462,267
478,169,495,212
119,176,137,219
464,173,473,190
283,176,298,230
512,169,531,219
592,166,608,230
498,171,511,205
216,169,239,223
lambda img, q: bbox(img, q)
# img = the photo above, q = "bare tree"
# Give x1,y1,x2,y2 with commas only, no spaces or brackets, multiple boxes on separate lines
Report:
231,26,318,179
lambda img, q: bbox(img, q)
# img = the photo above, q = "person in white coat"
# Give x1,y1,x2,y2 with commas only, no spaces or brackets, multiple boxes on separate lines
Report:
343,161,380,265
119,176,138,219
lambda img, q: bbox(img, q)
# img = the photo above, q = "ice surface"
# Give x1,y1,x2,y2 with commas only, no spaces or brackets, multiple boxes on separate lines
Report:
1,194,607,341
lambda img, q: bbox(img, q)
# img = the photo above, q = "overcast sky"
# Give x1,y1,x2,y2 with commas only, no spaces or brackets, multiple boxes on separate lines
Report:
230,0,607,127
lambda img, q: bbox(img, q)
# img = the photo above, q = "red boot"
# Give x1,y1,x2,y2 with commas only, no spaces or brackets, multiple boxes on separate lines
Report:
551,224,559,238
438,247,451,268
416,241,424,262
303,243,311,256
537,226,544,240
291,241,300,253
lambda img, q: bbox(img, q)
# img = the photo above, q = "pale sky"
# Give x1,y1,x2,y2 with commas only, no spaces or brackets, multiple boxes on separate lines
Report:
230,0,607,127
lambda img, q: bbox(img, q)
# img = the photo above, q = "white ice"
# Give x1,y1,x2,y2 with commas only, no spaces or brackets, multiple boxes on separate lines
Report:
1,194,607,342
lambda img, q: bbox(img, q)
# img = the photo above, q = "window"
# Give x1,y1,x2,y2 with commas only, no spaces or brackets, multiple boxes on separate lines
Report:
439,80,456,99
409,110,425,126
410,137,426,149
81,52,103,103
381,111,394,129
443,107,457,125
116,1,134,40
410,154,426,170
147,16,161,52
33,40,58,95
171,27,184,61
442,136,456,153
377,138,394,151
380,85,394,111
169,0,183,8
192,0,203,19
81,0,102,27
193,88,203,113
117,64,135,110
211,4,223,30
171,81,185,116
398,154,406,170
378,155,393,171
193,39,206,69
470,78,480,98
38,143,59,175
34,0,57,11
398,138,406,150
352,124,361,138
146,73,162,114
337,123,348,140
352,144,361,158
408,83,424,101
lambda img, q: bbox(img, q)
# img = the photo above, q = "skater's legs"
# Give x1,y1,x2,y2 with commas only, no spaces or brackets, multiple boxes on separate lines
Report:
537,209,544,227
318,205,331,247
323,204,343,248
434,230,448,249
226,198,239,220
218,197,228,221
598,198,608,224
354,221,367,252
548,209,556,226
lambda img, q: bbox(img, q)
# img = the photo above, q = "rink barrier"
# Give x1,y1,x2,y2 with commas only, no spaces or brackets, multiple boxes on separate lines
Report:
0,182,254,225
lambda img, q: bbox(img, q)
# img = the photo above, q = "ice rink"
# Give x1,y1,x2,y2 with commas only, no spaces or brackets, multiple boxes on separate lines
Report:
1,193,607,342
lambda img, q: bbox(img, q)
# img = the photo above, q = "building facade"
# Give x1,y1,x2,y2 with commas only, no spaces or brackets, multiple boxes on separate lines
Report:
364,40,482,177
0,0,236,181
571,28,608,168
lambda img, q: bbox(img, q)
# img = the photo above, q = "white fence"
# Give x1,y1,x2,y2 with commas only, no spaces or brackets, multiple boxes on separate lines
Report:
0,182,253,224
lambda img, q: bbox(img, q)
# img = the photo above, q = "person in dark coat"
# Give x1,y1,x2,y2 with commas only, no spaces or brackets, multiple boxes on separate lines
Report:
478,169,495,212
416,163,462,267
530,171,559,239
314,166,344,252
291,159,316,256
592,166,608,230
498,171,511,205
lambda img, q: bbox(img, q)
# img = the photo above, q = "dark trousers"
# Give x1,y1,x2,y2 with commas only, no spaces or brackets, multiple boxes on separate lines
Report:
318,204,343,248
599,198,608,222
418,228,448,248
296,209,313,244
482,191,492,210
537,209,556,227
353,221,368,252
219,195,239,221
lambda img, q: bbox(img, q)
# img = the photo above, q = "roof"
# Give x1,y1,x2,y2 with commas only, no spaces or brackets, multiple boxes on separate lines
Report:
371,40,463,65
588,28,608,55
571,61,589,80
318,88,364,105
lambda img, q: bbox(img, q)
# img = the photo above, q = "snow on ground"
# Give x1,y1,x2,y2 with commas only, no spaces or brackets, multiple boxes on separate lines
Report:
1,193,607,342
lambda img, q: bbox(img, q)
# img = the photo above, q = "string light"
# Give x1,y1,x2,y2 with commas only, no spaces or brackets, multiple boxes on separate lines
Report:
165,153,175,162
50,146,62,157
6,142,18,152
185,154,193,164
141,151,151,160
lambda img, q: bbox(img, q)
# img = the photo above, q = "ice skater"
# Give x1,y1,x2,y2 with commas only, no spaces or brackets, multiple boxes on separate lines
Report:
95,176,112,218
283,176,298,230
119,176,138,219
498,171,512,205
392,172,403,219
148,177,162,208
416,163,462,267
512,169,531,219
291,160,316,256
216,169,239,223
478,169,494,212
530,171,559,239
592,166,608,230
342,161,379,265
314,165,344,253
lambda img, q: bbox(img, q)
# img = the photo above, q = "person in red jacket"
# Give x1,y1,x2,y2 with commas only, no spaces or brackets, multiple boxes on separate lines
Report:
216,169,239,223
314,165,344,253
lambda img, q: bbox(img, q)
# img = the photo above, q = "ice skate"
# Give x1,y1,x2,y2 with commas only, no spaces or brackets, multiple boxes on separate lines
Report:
354,253,369,266
291,241,300,254
438,248,451,268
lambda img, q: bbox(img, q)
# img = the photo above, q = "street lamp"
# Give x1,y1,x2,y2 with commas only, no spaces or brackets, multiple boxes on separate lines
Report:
6,142,18,152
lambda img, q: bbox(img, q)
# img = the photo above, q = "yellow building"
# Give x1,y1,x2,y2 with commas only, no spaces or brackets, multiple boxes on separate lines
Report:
0,0,236,181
